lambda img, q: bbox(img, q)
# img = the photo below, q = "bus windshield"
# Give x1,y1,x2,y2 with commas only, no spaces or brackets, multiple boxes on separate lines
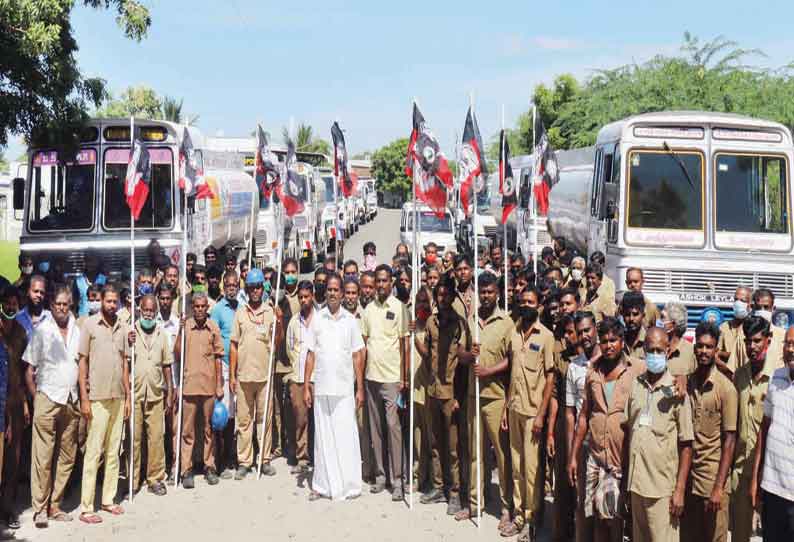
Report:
407,211,453,232
322,176,335,203
627,150,703,230
715,154,788,235
28,149,96,232
103,148,174,229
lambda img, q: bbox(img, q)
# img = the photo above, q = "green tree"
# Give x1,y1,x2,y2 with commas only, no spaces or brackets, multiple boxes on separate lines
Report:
161,96,199,126
1,1,151,148
282,123,331,162
0,149,7,173
371,138,410,196
96,85,162,119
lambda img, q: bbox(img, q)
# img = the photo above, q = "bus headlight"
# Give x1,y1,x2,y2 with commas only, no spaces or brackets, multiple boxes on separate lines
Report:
773,310,791,330
700,307,724,327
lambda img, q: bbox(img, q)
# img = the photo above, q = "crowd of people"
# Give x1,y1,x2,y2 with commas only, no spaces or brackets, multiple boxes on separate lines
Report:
0,236,793,542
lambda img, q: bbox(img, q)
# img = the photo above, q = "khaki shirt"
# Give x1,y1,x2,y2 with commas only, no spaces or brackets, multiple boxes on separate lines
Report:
643,298,660,329
117,306,132,326
78,313,129,401
452,284,475,320
584,287,616,323
231,303,275,383
719,320,745,371
507,321,555,417
730,358,774,491
183,318,224,396
412,328,429,405
626,370,694,498
624,327,647,360
583,354,645,470
424,312,470,400
468,308,513,400
361,295,409,383
668,339,696,376
284,288,301,317
688,365,738,498
601,275,616,303
133,322,173,401
551,340,569,401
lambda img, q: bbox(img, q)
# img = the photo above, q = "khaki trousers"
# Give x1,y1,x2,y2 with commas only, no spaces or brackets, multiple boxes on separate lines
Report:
412,401,431,489
682,491,729,542
730,476,756,542
427,396,460,494
81,398,124,511
355,381,375,481
132,398,166,490
289,382,310,466
366,380,403,485
468,396,511,513
180,395,214,475
1,403,25,511
235,381,273,468
631,492,679,542
509,410,543,524
30,393,80,515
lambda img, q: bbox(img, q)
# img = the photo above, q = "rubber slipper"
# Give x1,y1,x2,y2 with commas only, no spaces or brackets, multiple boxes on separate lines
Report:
49,510,74,522
100,505,124,516
79,512,103,524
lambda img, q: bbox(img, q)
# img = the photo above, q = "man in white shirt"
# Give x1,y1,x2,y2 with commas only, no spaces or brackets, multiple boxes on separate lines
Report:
303,273,366,501
23,286,81,528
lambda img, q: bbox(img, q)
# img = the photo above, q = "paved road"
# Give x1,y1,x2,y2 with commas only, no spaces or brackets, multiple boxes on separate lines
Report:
340,208,402,267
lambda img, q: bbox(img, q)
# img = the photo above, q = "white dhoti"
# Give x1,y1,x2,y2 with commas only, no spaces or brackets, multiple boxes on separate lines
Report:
312,394,362,500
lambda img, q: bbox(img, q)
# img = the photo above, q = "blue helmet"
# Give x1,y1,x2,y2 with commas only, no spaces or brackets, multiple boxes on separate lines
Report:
211,400,229,431
246,267,265,285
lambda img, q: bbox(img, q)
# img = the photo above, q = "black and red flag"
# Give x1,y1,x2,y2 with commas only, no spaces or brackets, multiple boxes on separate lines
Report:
331,121,357,198
279,138,307,217
499,129,517,224
459,106,487,216
179,127,213,199
532,115,559,216
405,103,453,215
124,138,151,220
255,124,281,199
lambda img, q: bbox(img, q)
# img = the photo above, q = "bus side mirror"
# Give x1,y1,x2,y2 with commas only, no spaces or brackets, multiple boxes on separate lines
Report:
400,225,406,232
12,178,24,210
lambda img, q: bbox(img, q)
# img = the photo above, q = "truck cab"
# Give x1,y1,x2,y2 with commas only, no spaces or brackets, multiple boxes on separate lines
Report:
400,203,456,255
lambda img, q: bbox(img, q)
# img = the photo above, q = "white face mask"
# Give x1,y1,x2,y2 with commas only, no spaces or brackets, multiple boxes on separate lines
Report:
755,309,773,323
571,269,583,282
22,264,33,275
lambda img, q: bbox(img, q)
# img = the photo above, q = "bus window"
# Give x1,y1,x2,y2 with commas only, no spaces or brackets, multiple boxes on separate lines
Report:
28,150,96,232
322,176,336,203
590,149,602,217
714,153,789,244
102,148,174,229
407,211,453,233
627,150,703,230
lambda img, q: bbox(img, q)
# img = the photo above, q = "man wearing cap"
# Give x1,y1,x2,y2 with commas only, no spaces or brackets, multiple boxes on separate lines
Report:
229,268,281,479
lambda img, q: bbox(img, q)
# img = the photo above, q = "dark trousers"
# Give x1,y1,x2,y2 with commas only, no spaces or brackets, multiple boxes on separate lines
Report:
763,490,794,542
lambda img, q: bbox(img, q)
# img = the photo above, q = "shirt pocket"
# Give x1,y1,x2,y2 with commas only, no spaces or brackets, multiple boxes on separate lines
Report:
521,347,542,372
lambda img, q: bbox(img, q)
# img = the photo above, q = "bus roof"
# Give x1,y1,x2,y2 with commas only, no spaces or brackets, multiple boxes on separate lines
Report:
596,111,792,144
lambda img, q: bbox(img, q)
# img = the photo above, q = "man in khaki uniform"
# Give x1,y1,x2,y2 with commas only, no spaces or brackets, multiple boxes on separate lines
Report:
681,322,738,542
748,288,785,370
624,267,660,328
626,327,694,542
730,316,774,542
452,255,475,320
501,287,555,540
588,252,615,301
229,269,279,479
174,293,225,488
662,302,696,376
584,263,616,323
23,286,80,528
131,295,173,496
717,286,751,376
455,273,513,532
416,277,470,514
621,291,648,360
286,280,316,474
78,284,131,523
361,264,409,500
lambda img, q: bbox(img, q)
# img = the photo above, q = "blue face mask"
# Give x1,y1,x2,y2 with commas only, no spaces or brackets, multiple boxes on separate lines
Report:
139,317,156,331
646,352,667,374
95,274,107,286
38,261,50,273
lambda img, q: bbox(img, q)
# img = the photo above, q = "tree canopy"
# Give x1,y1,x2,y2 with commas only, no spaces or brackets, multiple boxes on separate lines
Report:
371,138,410,195
1,0,151,148
95,86,199,125
282,123,331,159
506,34,794,152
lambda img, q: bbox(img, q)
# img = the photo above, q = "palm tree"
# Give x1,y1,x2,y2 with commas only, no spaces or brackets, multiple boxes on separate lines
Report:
161,96,199,126
282,123,315,149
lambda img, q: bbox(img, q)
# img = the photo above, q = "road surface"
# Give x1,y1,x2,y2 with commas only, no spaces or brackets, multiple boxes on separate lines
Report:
339,208,402,267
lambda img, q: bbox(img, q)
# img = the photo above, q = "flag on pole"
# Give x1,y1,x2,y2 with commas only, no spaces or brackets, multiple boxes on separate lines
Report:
179,127,213,199
532,116,559,216
331,121,357,198
459,106,487,216
255,125,281,199
405,103,453,215
124,138,151,220
499,129,517,224
279,139,307,217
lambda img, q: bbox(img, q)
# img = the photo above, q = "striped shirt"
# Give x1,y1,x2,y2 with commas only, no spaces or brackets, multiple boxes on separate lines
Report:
761,367,794,502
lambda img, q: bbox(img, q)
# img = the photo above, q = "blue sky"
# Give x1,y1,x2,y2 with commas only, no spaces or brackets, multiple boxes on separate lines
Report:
6,0,794,160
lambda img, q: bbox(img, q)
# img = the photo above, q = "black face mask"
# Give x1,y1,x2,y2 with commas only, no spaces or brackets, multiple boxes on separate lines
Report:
395,283,410,302
519,306,539,323
314,283,326,301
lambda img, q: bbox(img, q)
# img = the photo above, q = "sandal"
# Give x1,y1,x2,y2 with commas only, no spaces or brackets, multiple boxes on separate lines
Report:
33,511,48,528
454,508,473,521
308,491,324,501
49,510,74,522
497,511,512,533
500,520,524,537
100,504,124,516
79,512,103,524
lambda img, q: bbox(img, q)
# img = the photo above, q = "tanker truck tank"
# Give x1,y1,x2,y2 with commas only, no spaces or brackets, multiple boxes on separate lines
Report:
545,146,595,256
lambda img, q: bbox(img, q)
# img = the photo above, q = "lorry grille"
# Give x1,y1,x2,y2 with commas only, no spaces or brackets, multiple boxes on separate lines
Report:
642,269,794,299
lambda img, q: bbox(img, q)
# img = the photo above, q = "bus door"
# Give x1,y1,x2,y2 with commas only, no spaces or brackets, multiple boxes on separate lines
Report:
589,142,619,254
